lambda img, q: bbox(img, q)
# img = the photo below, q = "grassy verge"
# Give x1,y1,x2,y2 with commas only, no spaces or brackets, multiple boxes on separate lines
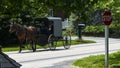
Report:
2,38,95,52
73,51,120,68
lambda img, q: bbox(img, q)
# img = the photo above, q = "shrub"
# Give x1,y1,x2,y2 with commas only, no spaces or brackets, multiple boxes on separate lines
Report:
83,26,104,37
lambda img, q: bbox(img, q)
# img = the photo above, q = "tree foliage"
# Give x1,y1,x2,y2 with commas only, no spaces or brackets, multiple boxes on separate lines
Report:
0,0,120,45
0,0,119,22
44,0,99,21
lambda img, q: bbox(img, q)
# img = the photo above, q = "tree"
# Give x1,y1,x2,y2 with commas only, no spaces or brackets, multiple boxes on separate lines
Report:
82,0,120,37
44,0,99,21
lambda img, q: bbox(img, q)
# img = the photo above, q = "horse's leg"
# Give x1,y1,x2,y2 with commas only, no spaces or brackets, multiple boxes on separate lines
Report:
34,41,36,52
22,43,25,48
31,41,36,52
19,41,22,53
30,41,36,52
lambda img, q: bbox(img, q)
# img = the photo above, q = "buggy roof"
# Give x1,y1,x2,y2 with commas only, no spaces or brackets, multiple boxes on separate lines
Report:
34,17,49,23
47,17,62,21
34,17,62,22
33,17,62,27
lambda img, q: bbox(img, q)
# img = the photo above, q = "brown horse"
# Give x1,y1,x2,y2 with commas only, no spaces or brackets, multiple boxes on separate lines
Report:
9,22,37,53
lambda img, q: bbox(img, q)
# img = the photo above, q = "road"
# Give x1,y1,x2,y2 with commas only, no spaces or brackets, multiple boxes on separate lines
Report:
5,37,120,68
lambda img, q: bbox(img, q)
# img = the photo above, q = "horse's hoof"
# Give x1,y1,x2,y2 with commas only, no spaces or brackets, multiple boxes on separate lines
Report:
19,51,21,53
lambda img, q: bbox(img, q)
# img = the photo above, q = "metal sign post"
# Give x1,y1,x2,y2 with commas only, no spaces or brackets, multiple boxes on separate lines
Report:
105,25,109,68
102,10,112,68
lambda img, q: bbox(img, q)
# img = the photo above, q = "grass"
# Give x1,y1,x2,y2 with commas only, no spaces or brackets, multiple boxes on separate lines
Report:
2,38,95,52
72,51,120,68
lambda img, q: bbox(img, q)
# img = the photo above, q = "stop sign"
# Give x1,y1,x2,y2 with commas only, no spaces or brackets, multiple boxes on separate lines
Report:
102,11,112,25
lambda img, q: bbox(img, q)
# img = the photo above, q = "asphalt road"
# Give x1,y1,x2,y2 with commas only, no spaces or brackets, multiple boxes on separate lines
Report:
5,37,120,68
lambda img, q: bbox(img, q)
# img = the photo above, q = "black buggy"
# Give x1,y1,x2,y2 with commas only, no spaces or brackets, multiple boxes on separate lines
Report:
33,17,71,50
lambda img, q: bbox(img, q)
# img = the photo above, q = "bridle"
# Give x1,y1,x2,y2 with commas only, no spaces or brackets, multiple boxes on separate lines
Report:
10,22,28,41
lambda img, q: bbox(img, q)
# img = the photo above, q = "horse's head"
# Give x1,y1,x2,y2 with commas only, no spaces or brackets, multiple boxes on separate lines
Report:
9,22,18,33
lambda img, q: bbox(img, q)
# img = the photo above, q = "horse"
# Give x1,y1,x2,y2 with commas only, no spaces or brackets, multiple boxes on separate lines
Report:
9,22,37,53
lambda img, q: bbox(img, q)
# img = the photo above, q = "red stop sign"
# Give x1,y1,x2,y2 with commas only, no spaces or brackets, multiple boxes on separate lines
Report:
102,11,112,25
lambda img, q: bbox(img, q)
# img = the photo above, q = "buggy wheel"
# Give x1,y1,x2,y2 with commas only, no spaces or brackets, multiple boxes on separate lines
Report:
48,34,57,50
63,34,71,49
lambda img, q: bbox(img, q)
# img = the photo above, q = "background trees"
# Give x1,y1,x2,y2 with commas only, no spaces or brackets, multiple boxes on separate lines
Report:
0,0,120,45
83,0,120,38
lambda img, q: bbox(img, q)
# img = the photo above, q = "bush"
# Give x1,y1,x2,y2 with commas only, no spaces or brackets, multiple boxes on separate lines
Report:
82,23,120,38
109,23,120,38
0,18,19,46
83,26,104,37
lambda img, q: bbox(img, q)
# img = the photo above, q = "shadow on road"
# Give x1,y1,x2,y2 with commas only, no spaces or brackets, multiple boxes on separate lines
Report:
6,48,67,54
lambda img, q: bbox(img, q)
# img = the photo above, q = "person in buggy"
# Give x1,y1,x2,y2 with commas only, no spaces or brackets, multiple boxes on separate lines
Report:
48,21,54,35
39,21,48,34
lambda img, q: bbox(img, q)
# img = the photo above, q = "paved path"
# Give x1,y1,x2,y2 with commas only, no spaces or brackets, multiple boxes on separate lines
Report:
5,37,120,68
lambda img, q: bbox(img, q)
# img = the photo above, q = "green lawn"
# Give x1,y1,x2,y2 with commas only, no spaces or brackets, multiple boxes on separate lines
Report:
73,51,120,68
2,39,95,52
